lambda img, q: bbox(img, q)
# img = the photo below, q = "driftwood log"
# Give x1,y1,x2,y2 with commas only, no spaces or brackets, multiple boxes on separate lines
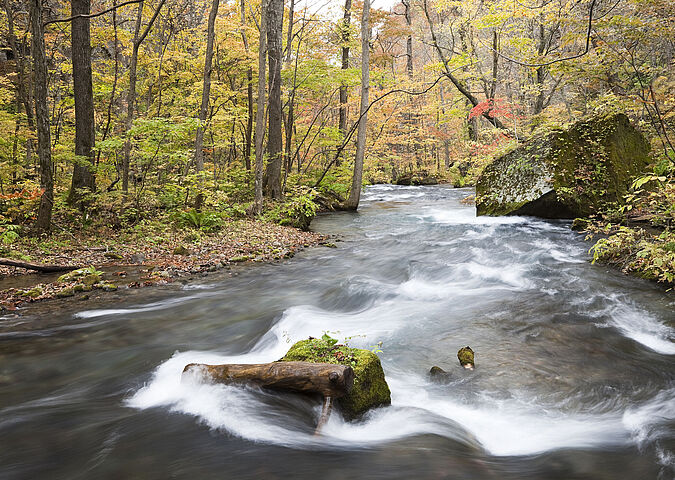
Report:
183,361,354,433
0,258,80,273
182,361,354,398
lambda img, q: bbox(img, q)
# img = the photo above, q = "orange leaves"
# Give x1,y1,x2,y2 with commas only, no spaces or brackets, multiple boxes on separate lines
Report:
0,188,45,201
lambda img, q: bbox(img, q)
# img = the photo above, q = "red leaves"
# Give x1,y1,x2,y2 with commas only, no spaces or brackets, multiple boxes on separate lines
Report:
468,98,521,121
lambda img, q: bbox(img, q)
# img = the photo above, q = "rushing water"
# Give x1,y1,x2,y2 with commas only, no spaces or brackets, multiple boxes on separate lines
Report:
1,185,674,479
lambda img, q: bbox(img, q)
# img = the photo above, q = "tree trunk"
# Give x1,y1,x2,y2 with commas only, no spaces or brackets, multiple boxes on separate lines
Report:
30,0,53,234
337,0,352,167
241,0,253,170
283,0,296,179
344,0,370,211
4,0,35,165
68,0,96,206
263,0,283,199
533,23,546,115
122,2,144,193
284,0,295,63
253,0,268,215
403,0,413,78
183,361,355,398
193,0,220,173
122,0,165,192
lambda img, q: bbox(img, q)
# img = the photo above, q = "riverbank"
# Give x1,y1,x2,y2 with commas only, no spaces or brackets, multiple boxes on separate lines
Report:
0,219,328,311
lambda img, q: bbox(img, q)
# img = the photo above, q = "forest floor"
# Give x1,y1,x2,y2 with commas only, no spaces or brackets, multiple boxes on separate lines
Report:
0,219,330,311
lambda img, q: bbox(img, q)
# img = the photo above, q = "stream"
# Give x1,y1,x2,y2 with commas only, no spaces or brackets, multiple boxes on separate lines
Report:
1,184,673,479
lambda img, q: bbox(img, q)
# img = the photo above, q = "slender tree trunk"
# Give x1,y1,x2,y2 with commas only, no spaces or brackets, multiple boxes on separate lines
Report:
533,23,546,115
337,0,352,167
69,0,96,206
193,0,220,173
253,0,268,214
122,2,143,193
403,0,413,78
241,0,253,170
284,0,295,63
99,1,119,165
4,0,35,165
489,30,498,100
283,0,296,179
30,0,53,234
345,0,370,211
264,0,283,199
122,0,165,192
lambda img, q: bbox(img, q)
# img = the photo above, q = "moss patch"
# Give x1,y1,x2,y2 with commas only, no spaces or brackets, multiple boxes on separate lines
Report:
280,337,391,419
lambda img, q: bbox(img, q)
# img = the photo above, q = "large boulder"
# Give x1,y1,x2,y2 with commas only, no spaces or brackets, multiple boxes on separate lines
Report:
280,336,391,419
476,114,650,218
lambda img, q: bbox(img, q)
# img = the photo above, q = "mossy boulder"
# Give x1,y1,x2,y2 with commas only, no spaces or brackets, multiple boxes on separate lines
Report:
280,337,391,419
476,113,650,218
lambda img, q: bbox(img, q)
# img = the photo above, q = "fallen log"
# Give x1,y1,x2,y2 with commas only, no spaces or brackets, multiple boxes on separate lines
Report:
182,361,354,398
0,258,81,273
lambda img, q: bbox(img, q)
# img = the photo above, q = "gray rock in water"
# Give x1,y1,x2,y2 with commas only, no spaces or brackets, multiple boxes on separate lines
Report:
129,253,146,264
476,113,650,218
429,366,451,382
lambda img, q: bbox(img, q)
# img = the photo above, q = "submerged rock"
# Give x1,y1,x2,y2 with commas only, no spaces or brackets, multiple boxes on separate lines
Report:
476,114,650,218
429,365,451,382
280,337,391,419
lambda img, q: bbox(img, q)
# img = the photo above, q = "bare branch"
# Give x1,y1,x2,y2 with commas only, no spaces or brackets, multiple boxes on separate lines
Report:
478,0,598,68
44,0,144,26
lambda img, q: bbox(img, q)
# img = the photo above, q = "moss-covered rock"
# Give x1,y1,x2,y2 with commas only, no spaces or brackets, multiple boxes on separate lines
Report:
56,287,75,298
457,346,475,368
173,245,191,255
280,337,391,419
476,113,650,218
21,287,43,298
57,266,105,283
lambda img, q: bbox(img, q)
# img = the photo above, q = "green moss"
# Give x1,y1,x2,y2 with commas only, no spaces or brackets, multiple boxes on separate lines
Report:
228,255,251,262
280,337,391,419
81,274,101,286
100,283,118,291
21,287,43,298
57,266,104,283
457,346,475,367
56,287,75,298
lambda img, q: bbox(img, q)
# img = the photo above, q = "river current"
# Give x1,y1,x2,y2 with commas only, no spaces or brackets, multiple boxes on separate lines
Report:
1,185,673,479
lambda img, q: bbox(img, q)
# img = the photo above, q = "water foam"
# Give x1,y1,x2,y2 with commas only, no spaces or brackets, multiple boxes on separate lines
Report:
597,297,675,355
